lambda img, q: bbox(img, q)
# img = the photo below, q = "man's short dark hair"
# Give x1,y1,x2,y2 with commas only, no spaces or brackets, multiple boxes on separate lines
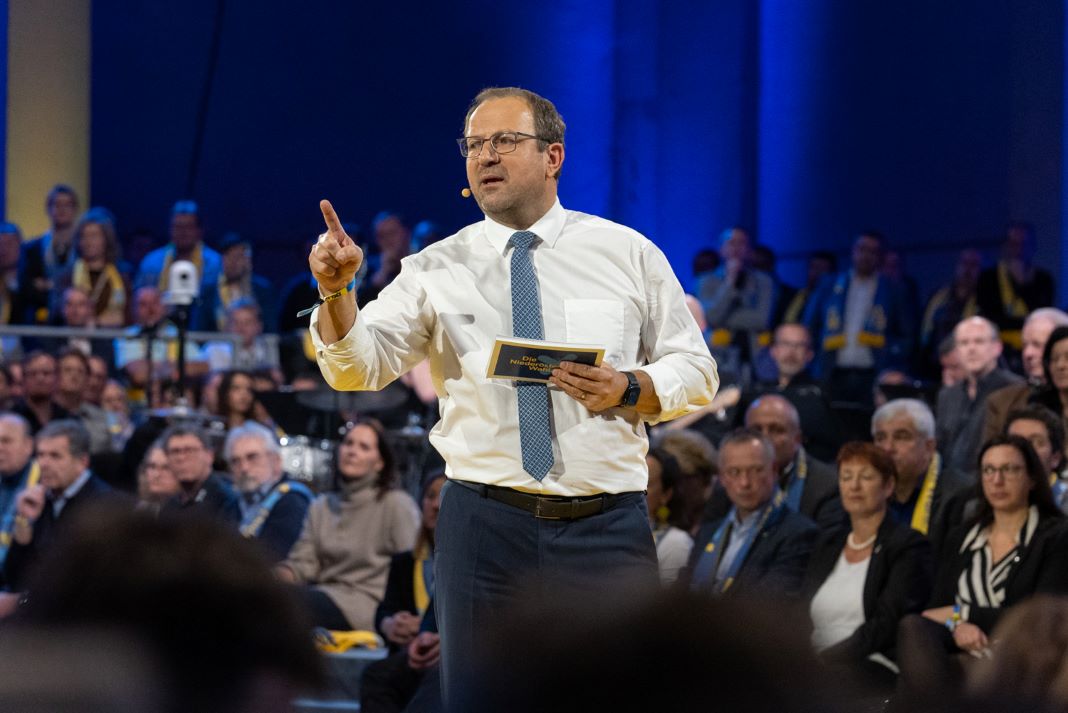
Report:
1005,406,1066,465
718,427,775,465
464,87,566,178
20,349,55,371
37,419,92,460
810,250,837,272
160,423,213,451
57,347,90,375
46,184,78,210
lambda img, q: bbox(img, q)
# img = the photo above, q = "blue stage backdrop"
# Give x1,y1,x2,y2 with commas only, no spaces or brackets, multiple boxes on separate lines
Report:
90,0,1064,302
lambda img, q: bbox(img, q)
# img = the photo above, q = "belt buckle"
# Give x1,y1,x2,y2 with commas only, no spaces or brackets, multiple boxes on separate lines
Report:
533,498,562,520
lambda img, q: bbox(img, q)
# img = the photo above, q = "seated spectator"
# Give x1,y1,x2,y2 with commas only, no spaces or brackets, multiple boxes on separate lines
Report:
17,184,78,325
196,232,277,332
655,429,717,535
983,308,1068,445
897,435,1068,698
803,442,932,691
737,323,844,462
374,472,445,656
688,428,818,598
1005,406,1067,511
362,211,411,306
202,299,282,376
871,399,969,547
86,354,109,406
38,286,117,366
159,424,240,524
976,221,1055,353
4,419,115,590
938,335,964,388
114,286,209,404
937,316,1023,477
780,251,837,326
225,421,313,562
54,348,110,454
213,369,278,432
705,395,845,531
100,379,134,452
134,200,221,295
697,227,774,374
0,413,36,581
920,249,981,378
276,419,420,631
135,440,180,515
645,448,693,585
11,351,71,434
804,232,913,406
17,505,322,713
1030,325,1068,423
52,207,129,327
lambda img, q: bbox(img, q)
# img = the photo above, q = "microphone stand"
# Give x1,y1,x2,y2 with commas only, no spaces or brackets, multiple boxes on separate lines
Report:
142,322,159,409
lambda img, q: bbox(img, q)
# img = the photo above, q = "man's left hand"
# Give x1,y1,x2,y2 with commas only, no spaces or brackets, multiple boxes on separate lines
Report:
550,361,628,412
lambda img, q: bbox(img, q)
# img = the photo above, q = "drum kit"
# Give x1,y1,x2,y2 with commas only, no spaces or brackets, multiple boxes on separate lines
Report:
148,382,433,495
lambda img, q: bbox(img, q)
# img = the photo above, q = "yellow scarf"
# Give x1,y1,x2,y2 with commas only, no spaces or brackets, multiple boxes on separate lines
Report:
158,243,204,291
413,540,432,614
72,260,126,323
997,261,1029,349
910,453,941,535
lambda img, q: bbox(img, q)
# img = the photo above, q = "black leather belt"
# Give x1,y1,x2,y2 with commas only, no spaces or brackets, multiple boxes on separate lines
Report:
452,480,611,520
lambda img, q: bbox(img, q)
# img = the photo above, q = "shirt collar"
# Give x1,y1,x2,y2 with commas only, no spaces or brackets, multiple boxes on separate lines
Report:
57,469,92,502
482,199,567,256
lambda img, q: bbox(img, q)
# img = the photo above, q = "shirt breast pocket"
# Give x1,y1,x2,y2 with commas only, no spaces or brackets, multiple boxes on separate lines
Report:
564,298,625,367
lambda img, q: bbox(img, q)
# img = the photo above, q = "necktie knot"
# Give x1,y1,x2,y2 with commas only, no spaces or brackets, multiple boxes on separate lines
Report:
510,231,538,251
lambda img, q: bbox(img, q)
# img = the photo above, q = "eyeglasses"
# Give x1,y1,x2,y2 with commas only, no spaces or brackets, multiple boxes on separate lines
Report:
229,451,266,467
981,463,1027,480
456,131,551,158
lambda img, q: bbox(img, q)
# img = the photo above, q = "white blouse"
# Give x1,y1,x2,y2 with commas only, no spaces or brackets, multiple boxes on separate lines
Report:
810,551,870,652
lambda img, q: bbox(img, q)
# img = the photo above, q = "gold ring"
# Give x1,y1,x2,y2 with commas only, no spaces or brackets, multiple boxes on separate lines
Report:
579,392,586,400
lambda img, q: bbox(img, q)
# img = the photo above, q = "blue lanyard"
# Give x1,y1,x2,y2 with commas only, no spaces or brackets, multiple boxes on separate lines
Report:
239,480,314,538
692,491,784,594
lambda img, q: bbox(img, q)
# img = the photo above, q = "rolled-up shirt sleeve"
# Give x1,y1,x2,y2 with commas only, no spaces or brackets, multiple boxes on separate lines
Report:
638,242,719,424
310,257,434,391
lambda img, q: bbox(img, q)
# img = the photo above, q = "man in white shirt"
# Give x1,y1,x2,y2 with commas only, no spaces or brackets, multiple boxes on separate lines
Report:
308,86,717,700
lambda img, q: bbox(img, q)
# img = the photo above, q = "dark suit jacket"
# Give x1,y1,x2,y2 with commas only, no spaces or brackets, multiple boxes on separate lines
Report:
981,381,1035,447
688,505,818,600
930,512,1068,634
255,475,313,562
376,551,418,643
703,450,847,532
737,374,846,463
802,518,932,663
162,472,242,525
4,473,114,589
936,368,1023,477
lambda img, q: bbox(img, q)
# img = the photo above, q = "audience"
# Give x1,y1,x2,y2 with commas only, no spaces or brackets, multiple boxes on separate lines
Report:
17,184,79,325
135,440,180,514
976,222,1056,353
4,419,115,590
897,435,1068,698
1031,325,1068,423
936,316,1022,477
645,448,694,584
982,307,1068,444
159,424,241,523
197,232,277,332
803,442,932,693
697,226,774,373
276,419,419,631
135,200,221,296
688,428,818,599
55,348,111,454
52,207,129,327
871,399,969,548
11,351,72,434
804,232,913,406
225,421,313,561
920,248,981,376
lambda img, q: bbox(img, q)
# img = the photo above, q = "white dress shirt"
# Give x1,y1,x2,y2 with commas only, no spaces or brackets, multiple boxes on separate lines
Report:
311,200,717,496
837,271,877,368
809,551,870,651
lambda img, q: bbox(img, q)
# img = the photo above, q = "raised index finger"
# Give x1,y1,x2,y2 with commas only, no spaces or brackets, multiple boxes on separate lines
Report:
320,199,344,240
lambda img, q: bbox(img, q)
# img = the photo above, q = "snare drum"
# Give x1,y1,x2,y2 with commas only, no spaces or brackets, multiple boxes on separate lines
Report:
279,435,336,492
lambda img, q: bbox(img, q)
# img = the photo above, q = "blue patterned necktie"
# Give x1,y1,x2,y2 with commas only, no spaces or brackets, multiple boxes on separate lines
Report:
510,231,554,480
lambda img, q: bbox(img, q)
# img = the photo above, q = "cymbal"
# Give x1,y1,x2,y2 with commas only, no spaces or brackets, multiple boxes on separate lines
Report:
296,383,409,413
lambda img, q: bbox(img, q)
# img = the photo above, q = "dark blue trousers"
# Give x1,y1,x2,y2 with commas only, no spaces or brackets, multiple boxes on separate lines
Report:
433,480,658,707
